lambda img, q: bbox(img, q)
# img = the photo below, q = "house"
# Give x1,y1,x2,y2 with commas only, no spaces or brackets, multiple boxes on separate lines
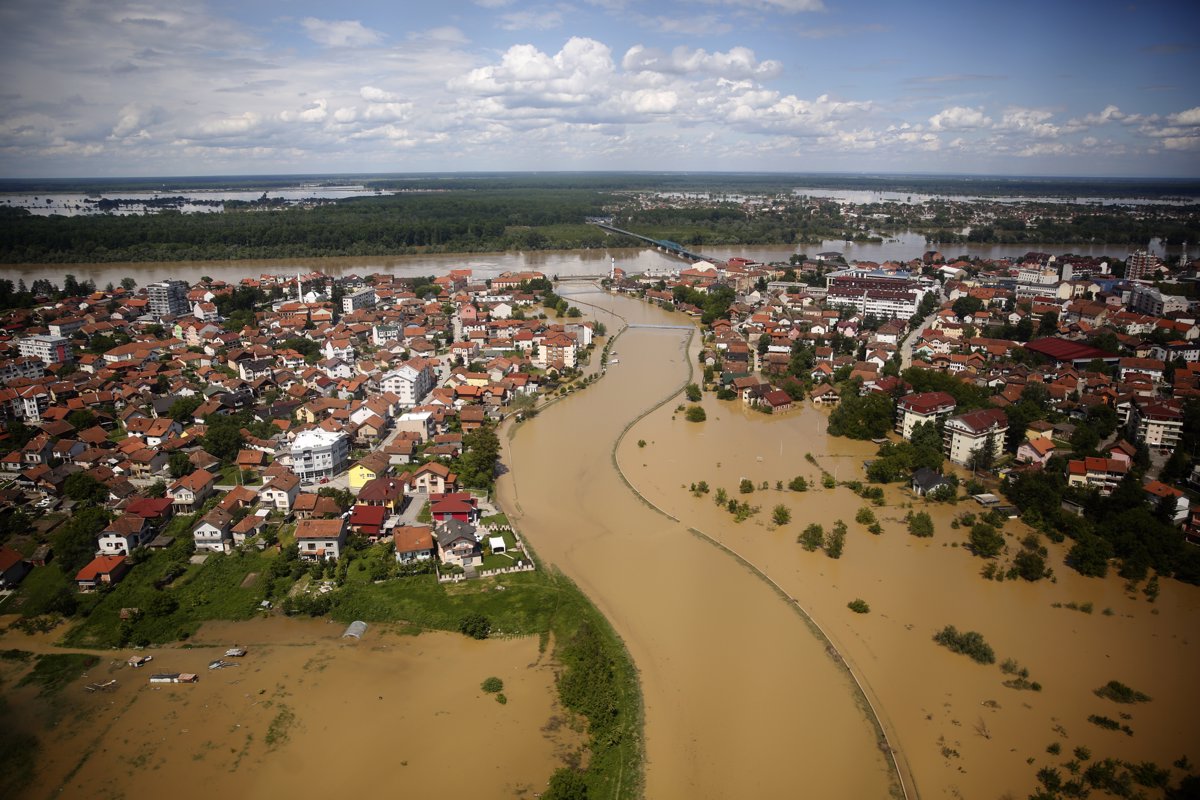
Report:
428,492,479,524
76,555,130,591
97,514,155,556
348,504,389,540
895,392,957,439
394,525,436,563
348,452,391,490
192,508,234,553
259,471,301,513
0,546,30,588
911,467,954,498
1066,457,1128,494
1015,436,1056,467
810,384,840,406
761,390,793,412
168,468,215,512
1144,479,1189,524
295,518,347,561
943,408,1008,467
125,496,175,523
232,513,269,546
435,519,481,568
356,477,406,511
409,462,458,494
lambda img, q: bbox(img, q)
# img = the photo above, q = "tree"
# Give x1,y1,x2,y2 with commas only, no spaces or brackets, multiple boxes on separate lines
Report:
543,768,589,800
457,425,501,489
66,409,96,429
52,506,109,575
788,475,809,492
968,522,1004,557
827,392,894,440
168,451,194,480
908,511,934,538
168,395,203,422
459,613,491,639
825,521,846,559
63,472,109,505
685,406,706,422
1039,311,1060,336
120,277,137,291
952,296,984,319
684,383,702,402
739,478,754,494
1067,532,1114,578
202,423,245,463
1012,550,1047,581
772,505,791,525
799,523,824,551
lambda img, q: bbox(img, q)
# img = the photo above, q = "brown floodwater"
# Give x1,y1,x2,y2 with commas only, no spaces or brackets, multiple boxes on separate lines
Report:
0,617,581,799
618,339,1200,798
498,287,900,799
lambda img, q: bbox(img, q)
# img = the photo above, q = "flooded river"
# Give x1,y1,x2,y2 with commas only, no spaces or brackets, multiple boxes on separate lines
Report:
616,328,1200,798
1,617,580,799
498,288,900,799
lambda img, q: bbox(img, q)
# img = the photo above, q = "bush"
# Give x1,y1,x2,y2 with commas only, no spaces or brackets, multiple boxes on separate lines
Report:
772,505,791,526
459,613,492,640
908,511,934,538
848,599,870,614
1094,680,1151,704
799,524,824,551
855,507,876,526
969,523,1004,558
932,625,996,664
739,478,754,494
685,405,707,423
481,676,504,693
825,521,846,559
788,475,808,492
685,383,702,402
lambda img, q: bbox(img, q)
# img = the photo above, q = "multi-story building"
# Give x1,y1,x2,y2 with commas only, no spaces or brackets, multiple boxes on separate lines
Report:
18,334,73,366
379,362,434,407
1132,401,1183,452
0,357,45,384
1126,250,1162,281
943,408,1008,466
1066,457,1129,495
1128,284,1190,317
290,429,350,480
147,279,190,319
342,287,376,315
895,391,957,439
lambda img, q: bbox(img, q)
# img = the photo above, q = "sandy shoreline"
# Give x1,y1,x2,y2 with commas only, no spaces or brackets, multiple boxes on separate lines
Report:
0,617,581,799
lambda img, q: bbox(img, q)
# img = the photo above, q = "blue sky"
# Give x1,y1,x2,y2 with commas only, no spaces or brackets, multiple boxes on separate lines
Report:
1,0,1198,178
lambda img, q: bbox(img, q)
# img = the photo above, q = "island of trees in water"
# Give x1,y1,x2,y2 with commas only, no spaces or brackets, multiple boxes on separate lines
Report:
1,172,1198,264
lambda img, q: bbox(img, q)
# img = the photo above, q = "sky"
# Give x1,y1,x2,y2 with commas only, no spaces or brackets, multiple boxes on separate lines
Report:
1,0,1199,179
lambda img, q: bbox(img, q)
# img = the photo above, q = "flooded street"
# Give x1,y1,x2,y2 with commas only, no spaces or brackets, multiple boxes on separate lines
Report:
498,288,900,799
0,617,579,799
621,361,1200,798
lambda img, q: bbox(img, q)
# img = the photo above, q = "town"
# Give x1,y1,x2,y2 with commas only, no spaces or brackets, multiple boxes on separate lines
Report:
0,268,605,635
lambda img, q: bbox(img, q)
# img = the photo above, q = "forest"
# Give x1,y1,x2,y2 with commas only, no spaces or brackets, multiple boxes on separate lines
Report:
1,172,1198,264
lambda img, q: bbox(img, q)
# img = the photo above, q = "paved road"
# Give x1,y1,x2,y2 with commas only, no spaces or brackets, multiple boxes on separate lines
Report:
900,302,942,370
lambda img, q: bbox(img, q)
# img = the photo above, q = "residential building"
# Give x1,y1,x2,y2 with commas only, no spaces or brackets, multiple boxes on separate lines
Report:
394,524,436,563
295,518,347,560
1129,284,1190,317
435,519,481,568
1067,457,1129,494
259,471,301,512
76,555,130,591
18,334,73,366
379,362,434,407
289,429,350,480
97,515,155,556
943,408,1008,466
1132,401,1183,452
895,391,957,439
192,508,234,553
1125,250,1161,281
147,279,190,318
341,287,376,315
1144,479,1189,524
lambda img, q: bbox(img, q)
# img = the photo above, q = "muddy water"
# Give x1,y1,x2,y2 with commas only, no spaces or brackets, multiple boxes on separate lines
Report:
622,388,1200,798
1,617,580,799
498,288,899,799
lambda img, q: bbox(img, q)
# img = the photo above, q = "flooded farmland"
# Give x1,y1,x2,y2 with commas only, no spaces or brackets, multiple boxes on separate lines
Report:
0,617,580,799
614,313,1200,798
499,287,900,799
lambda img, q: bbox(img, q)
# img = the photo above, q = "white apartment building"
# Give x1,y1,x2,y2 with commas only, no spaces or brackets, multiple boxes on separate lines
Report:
943,408,1008,466
290,429,350,480
342,287,377,315
379,362,434,407
18,334,73,366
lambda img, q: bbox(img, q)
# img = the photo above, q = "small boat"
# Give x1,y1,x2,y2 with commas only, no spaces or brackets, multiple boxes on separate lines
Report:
224,647,247,658
208,659,239,670
127,655,153,668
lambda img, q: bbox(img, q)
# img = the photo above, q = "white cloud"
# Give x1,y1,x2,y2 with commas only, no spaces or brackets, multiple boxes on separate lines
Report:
279,99,327,123
300,18,383,48
360,86,401,103
929,106,992,131
1168,106,1200,126
499,10,563,30
997,107,1060,139
194,112,261,138
110,103,163,139
622,45,782,80
1162,136,1200,150
708,0,826,11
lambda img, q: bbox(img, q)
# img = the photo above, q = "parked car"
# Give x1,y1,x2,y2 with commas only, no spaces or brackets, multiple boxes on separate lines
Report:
319,477,329,484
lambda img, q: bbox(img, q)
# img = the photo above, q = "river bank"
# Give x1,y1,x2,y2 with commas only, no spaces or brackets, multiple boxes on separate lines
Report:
498,287,901,799
0,616,581,799
620,383,1200,798
3,233,1177,288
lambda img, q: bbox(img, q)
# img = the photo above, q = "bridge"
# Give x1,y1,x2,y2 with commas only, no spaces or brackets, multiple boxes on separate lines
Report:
591,222,713,263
